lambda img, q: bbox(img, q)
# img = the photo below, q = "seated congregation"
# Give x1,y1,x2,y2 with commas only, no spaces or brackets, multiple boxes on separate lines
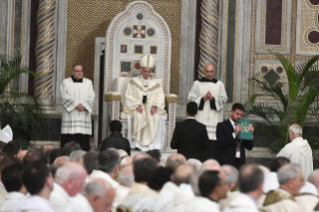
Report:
0,140,318,212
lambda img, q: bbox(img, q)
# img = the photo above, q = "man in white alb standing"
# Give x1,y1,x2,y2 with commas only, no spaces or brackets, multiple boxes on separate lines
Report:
188,64,228,159
60,64,95,151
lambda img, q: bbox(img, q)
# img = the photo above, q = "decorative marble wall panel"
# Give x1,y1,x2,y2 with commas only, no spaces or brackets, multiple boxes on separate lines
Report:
296,0,319,55
255,0,292,54
66,0,182,95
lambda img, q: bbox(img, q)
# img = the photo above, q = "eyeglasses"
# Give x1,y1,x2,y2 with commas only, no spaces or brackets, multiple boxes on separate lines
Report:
73,70,83,73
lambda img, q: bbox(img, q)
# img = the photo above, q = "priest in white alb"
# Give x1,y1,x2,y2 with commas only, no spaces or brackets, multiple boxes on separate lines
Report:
60,63,95,151
188,64,228,158
124,54,166,150
276,124,313,179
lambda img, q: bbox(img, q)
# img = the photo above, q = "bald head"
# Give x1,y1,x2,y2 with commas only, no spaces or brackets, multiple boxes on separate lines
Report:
239,164,264,195
186,158,202,171
120,156,133,170
204,64,216,80
17,150,28,162
84,179,115,212
133,153,150,164
165,153,186,170
55,162,87,196
118,149,128,158
54,156,69,166
200,159,221,172
172,164,194,186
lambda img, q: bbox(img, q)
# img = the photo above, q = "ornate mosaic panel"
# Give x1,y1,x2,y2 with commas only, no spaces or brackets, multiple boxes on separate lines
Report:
66,0,182,94
296,0,319,54
255,0,291,53
249,0,314,101
254,61,287,96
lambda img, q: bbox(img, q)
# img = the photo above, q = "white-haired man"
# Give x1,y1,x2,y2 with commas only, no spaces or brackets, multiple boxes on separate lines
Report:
261,163,304,212
219,165,239,211
124,54,166,151
276,124,313,179
49,162,87,209
64,179,115,212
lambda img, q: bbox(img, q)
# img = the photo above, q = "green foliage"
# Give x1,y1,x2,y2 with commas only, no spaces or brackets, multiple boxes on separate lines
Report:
245,52,319,154
0,55,44,148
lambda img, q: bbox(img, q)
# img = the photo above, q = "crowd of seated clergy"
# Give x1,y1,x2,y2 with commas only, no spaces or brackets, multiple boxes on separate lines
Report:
1,139,319,212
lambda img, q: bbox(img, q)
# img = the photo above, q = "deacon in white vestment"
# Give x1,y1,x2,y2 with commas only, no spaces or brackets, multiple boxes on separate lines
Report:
224,193,260,212
124,54,166,150
276,124,313,179
60,64,95,151
0,191,26,212
188,64,228,140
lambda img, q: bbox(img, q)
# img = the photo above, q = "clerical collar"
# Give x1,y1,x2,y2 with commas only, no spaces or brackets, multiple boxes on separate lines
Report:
198,77,218,83
71,75,83,83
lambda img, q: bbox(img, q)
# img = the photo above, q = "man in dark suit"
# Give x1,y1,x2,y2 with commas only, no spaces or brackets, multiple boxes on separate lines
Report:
216,103,254,169
170,102,209,162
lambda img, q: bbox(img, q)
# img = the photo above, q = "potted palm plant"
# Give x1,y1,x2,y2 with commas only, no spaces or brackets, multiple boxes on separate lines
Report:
245,52,319,165
0,55,44,149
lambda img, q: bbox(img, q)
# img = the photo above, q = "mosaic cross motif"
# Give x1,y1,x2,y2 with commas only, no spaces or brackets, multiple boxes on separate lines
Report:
133,25,146,38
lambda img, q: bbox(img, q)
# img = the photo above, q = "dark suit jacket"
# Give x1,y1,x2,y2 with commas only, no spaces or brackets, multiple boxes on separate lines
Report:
216,119,254,167
170,118,209,161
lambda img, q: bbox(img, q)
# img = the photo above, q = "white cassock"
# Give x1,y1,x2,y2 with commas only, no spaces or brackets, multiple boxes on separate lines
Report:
120,182,157,211
262,172,279,194
224,193,259,212
165,183,194,212
124,77,166,150
184,196,221,212
60,77,95,135
261,189,303,212
20,195,56,212
188,78,227,140
64,193,94,212
276,137,313,179
0,183,7,202
219,190,240,211
0,191,26,212
295,182,319,212
151,182,180,212
49,182,70,210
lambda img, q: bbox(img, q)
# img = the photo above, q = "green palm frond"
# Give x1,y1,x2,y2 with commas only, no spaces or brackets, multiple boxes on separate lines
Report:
246,52,319,157
0,55,44,148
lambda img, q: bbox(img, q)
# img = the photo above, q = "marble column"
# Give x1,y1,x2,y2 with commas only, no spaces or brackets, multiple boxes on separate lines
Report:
34,0,56,108
198,0,219,78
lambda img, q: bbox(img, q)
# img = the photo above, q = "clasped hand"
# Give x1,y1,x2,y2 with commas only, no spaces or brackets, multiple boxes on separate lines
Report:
76,104,85,112
203,91,213,101
136,105,157,116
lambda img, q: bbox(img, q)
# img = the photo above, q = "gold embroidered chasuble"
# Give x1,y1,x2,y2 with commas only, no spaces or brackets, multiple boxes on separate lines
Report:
124,77,165,146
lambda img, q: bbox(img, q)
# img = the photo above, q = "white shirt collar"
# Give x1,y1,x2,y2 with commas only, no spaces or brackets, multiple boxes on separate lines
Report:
229,118,236,129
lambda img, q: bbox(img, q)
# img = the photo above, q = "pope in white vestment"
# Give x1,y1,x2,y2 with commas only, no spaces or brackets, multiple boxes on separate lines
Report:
124,54,166,150
276,124,313,179
188,64,228,140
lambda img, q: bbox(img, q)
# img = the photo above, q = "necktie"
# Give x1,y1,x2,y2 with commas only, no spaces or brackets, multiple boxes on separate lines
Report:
235,123,240,152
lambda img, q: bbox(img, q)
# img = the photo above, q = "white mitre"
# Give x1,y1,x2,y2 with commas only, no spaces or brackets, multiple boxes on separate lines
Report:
140,54,155,69
0,125,13,143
